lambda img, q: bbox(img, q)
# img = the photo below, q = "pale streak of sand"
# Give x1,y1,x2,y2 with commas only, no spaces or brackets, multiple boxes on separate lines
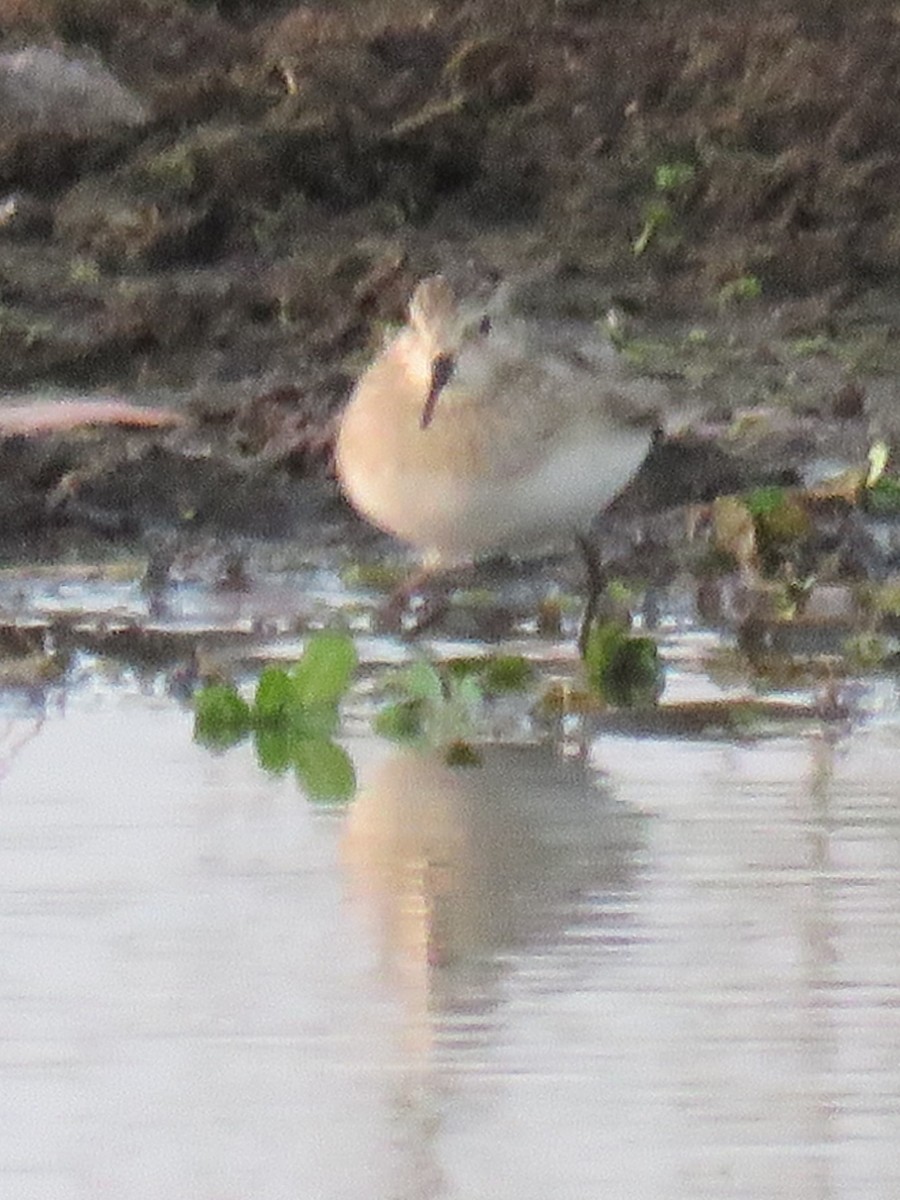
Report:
0,400,182,436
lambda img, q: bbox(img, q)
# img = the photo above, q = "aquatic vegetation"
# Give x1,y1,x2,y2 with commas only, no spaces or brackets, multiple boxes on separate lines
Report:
711,442,896,586
843,632,889,669
743,485,810,570
340,561,408,593
194,630,357,802
194,685,252,749
196,616,671,788
374,660,485,762
373,653,533,760
582,620,663,709
444,653,535,694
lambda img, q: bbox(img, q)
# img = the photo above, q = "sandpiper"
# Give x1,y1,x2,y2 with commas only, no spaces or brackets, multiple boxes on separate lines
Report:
336,274,665,650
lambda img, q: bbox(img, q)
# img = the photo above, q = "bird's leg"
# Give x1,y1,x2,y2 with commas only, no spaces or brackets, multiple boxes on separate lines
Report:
403,581,453,637
379,561,463,637
378,560,476,638
377,563,437,634
576,533,607,658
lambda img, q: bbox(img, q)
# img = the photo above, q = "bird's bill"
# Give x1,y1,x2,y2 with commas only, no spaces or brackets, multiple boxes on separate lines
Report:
421,353,456,428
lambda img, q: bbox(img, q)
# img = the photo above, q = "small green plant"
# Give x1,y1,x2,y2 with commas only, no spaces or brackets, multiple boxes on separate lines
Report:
740,486,810,575
140,144,198,196
632,200,671,257
194,631,357,801
445,653,535,694
743,485,788,518
375,659,489,761
375,652,534,756
583,620,662,707
844,632,889,669
633,160,696,256
867,440,889,487
654,162,696,192
69,256,101,284
340,561,408,593
864,475,900,515
717,274,762,308
861,441,900,514
194,685,252,748
789,333,832,357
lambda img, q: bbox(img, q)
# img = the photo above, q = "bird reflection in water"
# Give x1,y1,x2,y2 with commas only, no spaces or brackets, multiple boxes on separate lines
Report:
342,744,644,1042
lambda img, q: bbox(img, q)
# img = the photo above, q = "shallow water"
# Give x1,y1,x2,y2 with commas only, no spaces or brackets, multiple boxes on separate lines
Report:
1,562,900,1199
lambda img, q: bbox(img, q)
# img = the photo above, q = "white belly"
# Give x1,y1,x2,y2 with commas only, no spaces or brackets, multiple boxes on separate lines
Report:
347,427,652,564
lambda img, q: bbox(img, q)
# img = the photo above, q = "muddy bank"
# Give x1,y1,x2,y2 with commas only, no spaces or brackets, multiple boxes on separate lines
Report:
2,0,900,616
4,1,900,392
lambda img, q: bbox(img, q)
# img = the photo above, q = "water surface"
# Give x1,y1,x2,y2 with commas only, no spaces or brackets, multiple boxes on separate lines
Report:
1,660,899,1199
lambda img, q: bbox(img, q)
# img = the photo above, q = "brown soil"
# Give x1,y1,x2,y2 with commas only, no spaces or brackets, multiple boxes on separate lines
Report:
1,0,900,572
3,0,900,391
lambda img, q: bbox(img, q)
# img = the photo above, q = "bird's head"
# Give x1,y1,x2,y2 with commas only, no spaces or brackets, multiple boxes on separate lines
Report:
407,275,492,428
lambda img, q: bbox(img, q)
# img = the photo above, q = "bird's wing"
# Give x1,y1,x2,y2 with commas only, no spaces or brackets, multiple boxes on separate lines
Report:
447,335,663,482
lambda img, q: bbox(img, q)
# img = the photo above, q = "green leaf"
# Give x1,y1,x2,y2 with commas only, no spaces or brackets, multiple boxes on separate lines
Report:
253,727,292,774
194,684,251,748
402,660,445,702
717,274,762,307
444,656,486,680
253,665,339,737
865,474,900,515
452,673,483,713
253,667,294,727
446,654,534,693
584,621,662,708
632,200,671,256
373,698,426,743
291,631,357,707
600,636,662,708
743,485,789,517
292,738,356,802
480,654,534,693
584,619,628,671
290,700,340,740
867,440,890,487
654,161,695,192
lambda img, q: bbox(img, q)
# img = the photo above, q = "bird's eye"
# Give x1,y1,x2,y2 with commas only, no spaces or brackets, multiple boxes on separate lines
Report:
477,315,492,336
